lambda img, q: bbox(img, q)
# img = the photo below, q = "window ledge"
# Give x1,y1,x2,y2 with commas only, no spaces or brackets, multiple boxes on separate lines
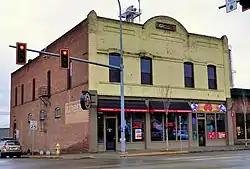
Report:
118,142,144,144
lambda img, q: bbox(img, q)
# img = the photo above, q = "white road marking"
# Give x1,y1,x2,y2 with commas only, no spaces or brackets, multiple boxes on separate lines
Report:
193,156,236,161
164,156,212,161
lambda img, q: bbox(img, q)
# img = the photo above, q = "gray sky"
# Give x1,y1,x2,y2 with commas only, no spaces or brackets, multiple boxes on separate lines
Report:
0,0,249,127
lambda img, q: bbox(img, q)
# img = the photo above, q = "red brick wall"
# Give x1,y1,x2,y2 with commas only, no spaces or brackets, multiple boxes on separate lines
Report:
232,98,250,113
10,20,89,153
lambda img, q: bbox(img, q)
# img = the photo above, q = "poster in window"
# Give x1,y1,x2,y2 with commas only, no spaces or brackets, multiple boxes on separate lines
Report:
217,132,226,139
207,132,216,139
135,129,142,140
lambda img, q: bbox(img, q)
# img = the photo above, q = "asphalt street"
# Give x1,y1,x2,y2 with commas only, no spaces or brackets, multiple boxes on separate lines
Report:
2,150,250,169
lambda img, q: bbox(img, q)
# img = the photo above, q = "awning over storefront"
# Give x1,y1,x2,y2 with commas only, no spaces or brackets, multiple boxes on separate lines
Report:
149,101,192,113
98,99,192,113
98,99,148,112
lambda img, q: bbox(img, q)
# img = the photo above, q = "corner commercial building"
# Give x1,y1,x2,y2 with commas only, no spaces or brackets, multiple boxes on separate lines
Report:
10,10,233,153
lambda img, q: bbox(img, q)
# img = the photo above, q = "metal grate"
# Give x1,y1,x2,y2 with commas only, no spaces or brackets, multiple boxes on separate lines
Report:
38,86,49,97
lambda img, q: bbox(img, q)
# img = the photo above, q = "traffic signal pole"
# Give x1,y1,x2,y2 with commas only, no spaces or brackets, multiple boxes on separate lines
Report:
9,45,120,70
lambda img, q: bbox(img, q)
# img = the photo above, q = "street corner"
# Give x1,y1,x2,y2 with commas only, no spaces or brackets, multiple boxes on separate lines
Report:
27,155,63,159
120,150,189,157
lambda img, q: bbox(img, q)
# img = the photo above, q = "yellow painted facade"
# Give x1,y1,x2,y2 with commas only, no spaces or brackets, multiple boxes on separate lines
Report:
87,10,230,101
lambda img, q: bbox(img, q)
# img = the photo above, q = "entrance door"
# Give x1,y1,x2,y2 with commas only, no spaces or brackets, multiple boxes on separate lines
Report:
198,119,206,146
106,118,116,151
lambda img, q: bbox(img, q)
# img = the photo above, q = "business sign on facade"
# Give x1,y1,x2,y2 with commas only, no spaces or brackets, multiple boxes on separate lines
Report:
29,120,37,131
155,22,176,32
191,103,226,113
80,91,92,110
65,100,89,124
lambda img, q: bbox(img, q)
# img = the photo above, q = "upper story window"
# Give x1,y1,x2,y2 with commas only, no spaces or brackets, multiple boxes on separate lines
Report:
14,87,17,106
47,70,51,95
141,57,152,85
109,53,120,83
32,78,36,101
21,84,24,104
207,65,217,89
184,62,194,88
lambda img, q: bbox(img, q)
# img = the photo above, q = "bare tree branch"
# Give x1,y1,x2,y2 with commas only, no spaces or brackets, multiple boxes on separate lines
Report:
241,90,248,147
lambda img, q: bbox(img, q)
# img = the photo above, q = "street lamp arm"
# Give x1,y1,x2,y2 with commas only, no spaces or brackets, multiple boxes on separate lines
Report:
117,0,122,17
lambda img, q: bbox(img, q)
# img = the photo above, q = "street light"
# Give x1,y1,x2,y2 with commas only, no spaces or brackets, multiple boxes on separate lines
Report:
117,0,126,153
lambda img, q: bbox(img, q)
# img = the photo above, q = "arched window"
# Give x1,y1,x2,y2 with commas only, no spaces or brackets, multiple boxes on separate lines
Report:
184,62,194,88
207,65,217,89
109,53,120,82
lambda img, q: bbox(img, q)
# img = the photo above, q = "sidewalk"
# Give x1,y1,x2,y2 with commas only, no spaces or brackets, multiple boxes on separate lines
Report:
26,145,250,159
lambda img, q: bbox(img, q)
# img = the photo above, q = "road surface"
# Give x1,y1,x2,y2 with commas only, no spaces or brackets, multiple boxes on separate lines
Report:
2,150,250,169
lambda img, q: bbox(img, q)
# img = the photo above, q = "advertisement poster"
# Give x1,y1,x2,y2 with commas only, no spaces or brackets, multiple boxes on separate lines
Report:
207,132,216,139
217,132,226,139
135,129,142,140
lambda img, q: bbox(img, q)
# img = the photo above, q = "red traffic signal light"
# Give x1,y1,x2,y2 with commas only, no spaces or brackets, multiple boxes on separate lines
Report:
59,49,70,69
16,42,27,65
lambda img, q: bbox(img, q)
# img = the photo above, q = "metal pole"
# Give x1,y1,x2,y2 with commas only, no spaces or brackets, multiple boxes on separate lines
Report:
117,0,126,153
179,116,182,150
32,130,35,155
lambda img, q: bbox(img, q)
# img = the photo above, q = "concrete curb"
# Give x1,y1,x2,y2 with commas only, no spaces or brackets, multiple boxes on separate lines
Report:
120,151,189,157
120,147,250,157
26,155,95,160
188,147,250,153
28,155,62,159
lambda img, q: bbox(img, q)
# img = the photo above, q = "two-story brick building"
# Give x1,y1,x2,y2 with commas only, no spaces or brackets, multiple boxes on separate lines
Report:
10,10,232,153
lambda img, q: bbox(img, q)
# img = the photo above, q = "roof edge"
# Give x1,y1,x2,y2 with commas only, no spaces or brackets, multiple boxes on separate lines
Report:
11,18,88,76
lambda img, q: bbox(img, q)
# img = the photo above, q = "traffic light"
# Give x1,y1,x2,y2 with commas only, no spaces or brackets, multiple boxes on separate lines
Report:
59,49,70,69
16,42,27,65
240,0,250,11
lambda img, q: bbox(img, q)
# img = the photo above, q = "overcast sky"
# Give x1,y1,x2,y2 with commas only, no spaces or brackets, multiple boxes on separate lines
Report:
0,0,249,127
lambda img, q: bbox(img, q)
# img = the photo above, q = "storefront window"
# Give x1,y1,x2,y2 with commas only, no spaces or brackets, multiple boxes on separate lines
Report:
118,113,131,142
151,113,164,141
176,114,189,140
247,114,250,139
192,113,197,140
206,113,216,139
132,113,145,142
164,113,176,140
97,112,104,143
236,113,244,139
216,113,226,139
216,114,225,132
